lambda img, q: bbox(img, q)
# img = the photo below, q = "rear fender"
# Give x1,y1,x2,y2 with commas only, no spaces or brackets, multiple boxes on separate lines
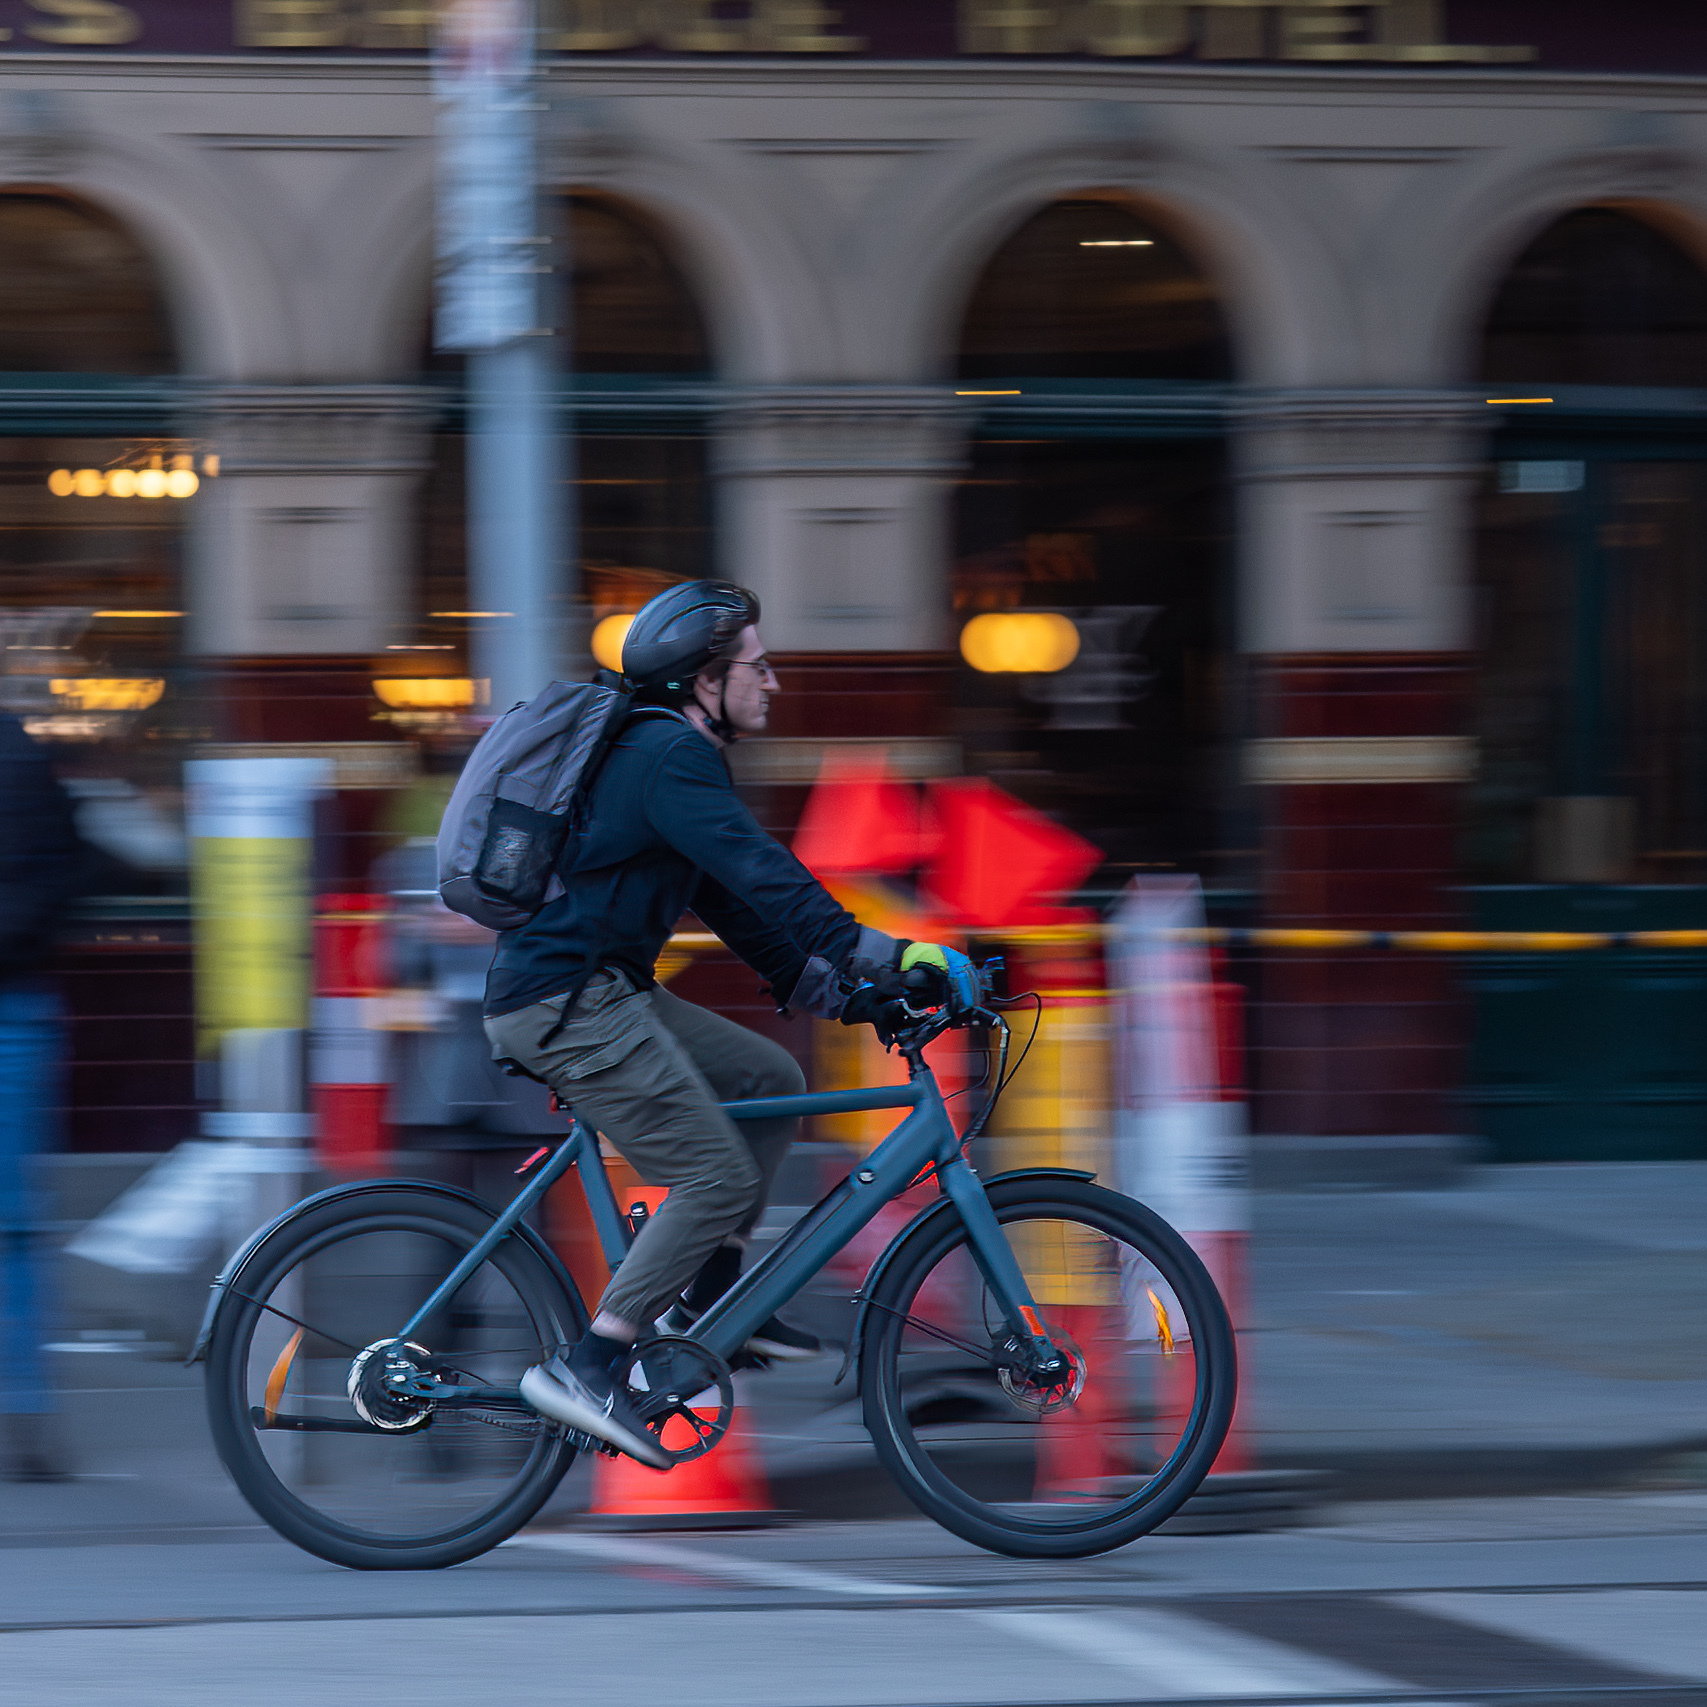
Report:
186,1176,579,1365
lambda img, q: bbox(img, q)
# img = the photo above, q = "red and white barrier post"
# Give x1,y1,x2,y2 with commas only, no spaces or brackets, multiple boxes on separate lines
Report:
1112,875,1254,1478
311,892,392,1175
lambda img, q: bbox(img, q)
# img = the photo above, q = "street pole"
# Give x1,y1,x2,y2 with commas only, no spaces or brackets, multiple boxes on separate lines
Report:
435,0,569,712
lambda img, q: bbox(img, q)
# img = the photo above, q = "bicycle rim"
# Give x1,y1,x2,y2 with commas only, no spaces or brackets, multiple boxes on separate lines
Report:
208,1197,580,1566
863,1182,1235,1556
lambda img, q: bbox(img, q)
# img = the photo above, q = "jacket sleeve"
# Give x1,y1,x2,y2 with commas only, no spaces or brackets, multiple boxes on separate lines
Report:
646,732,894,1010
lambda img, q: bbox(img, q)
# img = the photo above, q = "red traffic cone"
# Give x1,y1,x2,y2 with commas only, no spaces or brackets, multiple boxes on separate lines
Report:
584,1388,778,1531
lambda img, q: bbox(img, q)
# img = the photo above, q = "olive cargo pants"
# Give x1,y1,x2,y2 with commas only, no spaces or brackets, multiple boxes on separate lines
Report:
484,970,805,1329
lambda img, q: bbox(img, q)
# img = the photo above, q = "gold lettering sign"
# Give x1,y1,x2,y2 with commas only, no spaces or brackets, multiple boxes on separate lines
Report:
957,0,1536,61
235,0,345,45
25,0,141,43
540,0,864,52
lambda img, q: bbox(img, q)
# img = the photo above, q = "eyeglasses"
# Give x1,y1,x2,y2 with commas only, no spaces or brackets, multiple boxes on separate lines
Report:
727,656,776,679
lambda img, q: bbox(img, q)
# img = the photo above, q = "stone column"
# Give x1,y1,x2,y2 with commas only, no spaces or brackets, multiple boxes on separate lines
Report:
713,386,970,654
187,385,437,660
1235,390,1487,1142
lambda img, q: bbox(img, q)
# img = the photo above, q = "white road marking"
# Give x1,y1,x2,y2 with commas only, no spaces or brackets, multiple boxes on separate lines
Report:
508,1531,951,1598
973,1608,1408,1699
1400,1589,1707,1682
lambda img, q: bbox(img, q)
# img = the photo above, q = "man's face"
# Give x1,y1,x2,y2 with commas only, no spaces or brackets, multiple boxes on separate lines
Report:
702,624,777,735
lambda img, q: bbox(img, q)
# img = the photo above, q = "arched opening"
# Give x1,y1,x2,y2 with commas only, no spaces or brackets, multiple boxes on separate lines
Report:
958,198,1232,382
567,194,712,375
0,191,176,373
0,191,193,1150
0,191,186,765
950,198,1235,882
1481,206,1707,388
1467,205,1707,1158
420,193,714,649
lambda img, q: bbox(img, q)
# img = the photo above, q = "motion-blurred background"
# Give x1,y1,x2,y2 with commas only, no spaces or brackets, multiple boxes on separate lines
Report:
3,0,1707,1509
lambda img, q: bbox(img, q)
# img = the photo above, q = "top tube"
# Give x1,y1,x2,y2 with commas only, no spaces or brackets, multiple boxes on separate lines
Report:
720,1083,920,1122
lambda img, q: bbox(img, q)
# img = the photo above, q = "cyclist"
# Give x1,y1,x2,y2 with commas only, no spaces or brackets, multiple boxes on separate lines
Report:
484,580,974,1467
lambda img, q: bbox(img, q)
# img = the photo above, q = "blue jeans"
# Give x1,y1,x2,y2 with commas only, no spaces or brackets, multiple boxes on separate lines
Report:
0,981,63,1416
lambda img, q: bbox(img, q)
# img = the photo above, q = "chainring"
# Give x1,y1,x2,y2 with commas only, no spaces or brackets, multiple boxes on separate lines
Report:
996,1328,1086,1418
617,1335,734,1465
346,1338,436,1433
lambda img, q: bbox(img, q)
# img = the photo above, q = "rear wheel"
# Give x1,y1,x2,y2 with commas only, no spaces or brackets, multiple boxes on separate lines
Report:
204,1187,585,1570
860,1178,1235,1558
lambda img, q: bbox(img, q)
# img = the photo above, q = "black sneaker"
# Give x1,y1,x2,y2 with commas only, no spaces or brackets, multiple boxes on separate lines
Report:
518,1354,672,1468
661,1302,823,1363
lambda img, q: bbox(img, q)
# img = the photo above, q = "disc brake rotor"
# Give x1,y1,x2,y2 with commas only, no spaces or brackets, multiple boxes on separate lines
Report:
618,1335,734,1465
347,1338,436,1432
996,1329,1086,1418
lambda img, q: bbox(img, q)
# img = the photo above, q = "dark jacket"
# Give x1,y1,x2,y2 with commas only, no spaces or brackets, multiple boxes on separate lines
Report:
0,713,84,980
483,710,880,1018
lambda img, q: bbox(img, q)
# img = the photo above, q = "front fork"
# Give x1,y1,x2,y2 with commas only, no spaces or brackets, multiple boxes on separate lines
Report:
936,1157,1073,1384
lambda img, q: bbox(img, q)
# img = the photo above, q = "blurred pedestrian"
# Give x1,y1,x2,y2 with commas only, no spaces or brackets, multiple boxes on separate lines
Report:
0,710,84,1481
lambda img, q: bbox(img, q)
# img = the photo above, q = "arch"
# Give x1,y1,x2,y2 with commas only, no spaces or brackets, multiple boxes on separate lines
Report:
0,190,175,373
561,192,712,374
956,195,1232,381
1480,204,1707,387
889,146,1329,387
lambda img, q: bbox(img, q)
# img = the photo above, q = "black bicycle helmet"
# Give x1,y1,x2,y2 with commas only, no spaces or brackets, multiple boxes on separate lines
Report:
622,580,760,695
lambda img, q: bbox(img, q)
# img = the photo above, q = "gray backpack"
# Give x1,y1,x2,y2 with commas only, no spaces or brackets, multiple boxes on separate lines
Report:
436,679,639,932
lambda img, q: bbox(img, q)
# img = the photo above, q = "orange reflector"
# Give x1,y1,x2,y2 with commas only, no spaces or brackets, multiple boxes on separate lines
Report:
1148,1287,1176,1356
263,1327,305,1425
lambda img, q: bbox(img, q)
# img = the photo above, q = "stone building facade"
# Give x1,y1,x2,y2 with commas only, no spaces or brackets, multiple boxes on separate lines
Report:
5,1,1707,1154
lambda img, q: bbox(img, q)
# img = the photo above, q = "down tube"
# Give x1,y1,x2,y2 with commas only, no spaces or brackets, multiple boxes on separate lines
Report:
688,1098,958,1365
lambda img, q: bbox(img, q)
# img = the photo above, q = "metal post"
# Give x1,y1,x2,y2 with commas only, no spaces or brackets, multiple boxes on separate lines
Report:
435,0,570,713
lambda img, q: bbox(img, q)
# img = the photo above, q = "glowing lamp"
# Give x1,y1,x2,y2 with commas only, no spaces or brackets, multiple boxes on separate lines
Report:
372,677,478,709
591,613,635,673
959,611,1081,674
50,678,166,711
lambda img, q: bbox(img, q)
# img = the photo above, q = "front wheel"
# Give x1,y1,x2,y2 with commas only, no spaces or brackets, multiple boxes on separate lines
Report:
860,1178,1235,1558
204,1186,585,1570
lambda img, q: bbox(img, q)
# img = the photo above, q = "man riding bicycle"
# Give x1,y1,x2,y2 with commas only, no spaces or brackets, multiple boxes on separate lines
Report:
483,580,974,1467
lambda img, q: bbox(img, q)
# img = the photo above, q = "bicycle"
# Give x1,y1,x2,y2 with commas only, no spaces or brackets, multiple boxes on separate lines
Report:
194,967,1236,1567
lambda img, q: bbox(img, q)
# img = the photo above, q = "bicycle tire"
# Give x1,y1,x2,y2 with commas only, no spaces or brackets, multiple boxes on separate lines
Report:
205,1186,585,1570
860,1177,1236,1559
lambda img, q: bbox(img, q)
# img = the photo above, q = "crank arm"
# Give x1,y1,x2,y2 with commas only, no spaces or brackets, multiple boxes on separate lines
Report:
249,1407,398,1435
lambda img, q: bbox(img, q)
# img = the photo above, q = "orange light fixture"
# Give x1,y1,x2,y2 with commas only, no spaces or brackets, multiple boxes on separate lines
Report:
372,677,479,709
591,613,635,673
959,611,1081,674
50,678,166,711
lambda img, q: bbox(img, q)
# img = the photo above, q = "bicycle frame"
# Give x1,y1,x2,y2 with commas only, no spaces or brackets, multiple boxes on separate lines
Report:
393,1056,1060,1374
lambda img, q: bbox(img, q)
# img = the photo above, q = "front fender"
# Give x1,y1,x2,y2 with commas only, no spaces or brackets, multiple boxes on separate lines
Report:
837,1166,1095,1387
186,1176,576,1365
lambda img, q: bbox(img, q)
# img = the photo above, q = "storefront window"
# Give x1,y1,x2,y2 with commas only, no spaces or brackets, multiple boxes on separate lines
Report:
1470,208,1707,883
953,198,1234,887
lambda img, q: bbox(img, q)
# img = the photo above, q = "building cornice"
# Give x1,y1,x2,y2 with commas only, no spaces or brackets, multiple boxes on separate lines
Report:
0,52,1705,106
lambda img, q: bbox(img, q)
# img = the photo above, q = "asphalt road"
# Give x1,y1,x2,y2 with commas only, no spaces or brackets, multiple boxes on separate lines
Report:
3,1494,1706,1705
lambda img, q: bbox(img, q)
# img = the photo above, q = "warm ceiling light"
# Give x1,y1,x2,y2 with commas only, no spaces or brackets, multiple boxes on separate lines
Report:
430,610,514,618
372,677,478,709
135,466,168,499
164,467,199,497
50,677,166,710
591,613,634,673
94,610,182,618
960,611,1081,674
47,469,75,497
1080,239,1154,247
1486,397,1553,405
106,469,138,497
73,469,104,497
956,389,1022,396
